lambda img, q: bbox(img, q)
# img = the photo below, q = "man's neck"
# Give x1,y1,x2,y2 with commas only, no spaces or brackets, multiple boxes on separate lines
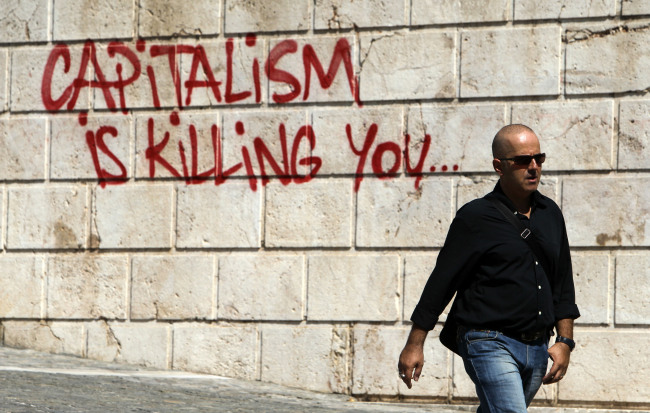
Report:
499,181,533,216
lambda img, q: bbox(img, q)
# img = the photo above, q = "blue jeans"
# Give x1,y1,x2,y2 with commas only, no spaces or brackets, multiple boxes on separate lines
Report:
457,328,549,413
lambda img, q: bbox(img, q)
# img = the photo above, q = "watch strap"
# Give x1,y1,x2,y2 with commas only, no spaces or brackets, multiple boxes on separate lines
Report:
556,335,575,351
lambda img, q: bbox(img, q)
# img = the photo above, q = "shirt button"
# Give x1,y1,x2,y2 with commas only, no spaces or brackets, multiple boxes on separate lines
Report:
535,261,539,265
538,285,542,290
538,311,542,315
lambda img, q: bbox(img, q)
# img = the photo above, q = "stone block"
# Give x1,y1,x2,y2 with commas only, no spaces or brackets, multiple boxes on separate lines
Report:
312,107,403,176
514,0,616,20
457,177,559,209
359,32,456,101
314,0,405,29
46,255,128,319
356,178,453,248
92,185,173,249
50,115,132,180
0,256,44,318
261,325,347,393
353,326,449,397
87,322,169,369
615,254,650,324
11,46,90,112
405,104,506,173
460,27,561,98
265,180,352,248
224,0,310,33
7,186,87,250
176,184,261,248
131,255,214,320
457,177,499,209
176,38,266,108
84,321,121,362
173,324,258,379
138,0,220,37
53,0,134,41
0,0,49,43
0,117,46,180
619,99,650,170
268,36,358,104
512,101,614,171
560,330,650,403
221,110,310,180
0,49,6,112
566,24,650,94
307,255,399,321
563,178,650,247
412,0,510,25
218,255,303,321
621,0,650,15
135,112,221,180
2,321,84,357
404,254,447,322
572,253,610,325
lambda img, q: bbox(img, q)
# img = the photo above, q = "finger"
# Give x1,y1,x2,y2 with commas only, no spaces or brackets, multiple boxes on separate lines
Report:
399,371,412,389
542,366,560,384
543,368,567,384
413,362,423,382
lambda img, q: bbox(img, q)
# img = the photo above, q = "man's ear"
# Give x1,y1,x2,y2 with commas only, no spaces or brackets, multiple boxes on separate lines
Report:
493,158,504,176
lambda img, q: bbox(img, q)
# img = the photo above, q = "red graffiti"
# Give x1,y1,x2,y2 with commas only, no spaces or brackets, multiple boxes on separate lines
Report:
143,114,321,190
41,36,361,112
40,35,460,191
84,111,455,191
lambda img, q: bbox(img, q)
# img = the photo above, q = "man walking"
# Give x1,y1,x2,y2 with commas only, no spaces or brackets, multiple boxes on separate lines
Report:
398,124,580,412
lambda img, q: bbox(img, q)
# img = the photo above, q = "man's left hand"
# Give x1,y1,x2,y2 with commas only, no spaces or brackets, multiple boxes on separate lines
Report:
542,342,571,384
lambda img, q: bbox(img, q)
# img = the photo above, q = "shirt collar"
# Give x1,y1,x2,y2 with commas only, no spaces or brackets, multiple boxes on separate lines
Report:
490,181,547,213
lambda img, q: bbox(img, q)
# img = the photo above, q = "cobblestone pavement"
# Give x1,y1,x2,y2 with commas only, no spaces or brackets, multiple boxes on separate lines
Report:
0,347,647,413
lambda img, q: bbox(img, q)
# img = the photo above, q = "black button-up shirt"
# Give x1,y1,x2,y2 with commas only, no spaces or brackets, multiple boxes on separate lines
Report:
411,182,580,334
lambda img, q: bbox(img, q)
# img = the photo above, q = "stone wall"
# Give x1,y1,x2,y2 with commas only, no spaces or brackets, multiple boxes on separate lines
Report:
1,0,649,408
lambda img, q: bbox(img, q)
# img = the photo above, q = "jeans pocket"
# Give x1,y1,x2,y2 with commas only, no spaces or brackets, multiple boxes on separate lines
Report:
465,329,499,343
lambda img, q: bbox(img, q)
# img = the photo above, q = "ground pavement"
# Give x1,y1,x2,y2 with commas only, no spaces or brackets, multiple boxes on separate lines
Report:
0,347,646,413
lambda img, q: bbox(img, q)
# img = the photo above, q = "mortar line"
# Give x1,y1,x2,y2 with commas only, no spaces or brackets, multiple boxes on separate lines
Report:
134,0,140,39
166,323,173,370
301,252,307,322
170,182,178,251
48,0,54,42
1,184,7,253
609,251,616,327
612,99,620,170
126,254,133,322
84,183,91,250
40,254,48,321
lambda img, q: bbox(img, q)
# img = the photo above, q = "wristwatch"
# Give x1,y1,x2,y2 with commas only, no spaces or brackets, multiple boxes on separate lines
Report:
555,335,575,352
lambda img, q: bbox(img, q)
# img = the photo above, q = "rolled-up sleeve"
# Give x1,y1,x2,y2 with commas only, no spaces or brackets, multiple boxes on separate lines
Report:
552,214,581,321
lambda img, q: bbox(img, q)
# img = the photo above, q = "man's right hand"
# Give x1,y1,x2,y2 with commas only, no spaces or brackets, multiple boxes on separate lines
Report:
398,343,424,389
397,324,428,389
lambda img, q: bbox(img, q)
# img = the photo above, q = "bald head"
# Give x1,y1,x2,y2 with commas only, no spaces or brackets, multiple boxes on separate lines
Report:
492,124,537,159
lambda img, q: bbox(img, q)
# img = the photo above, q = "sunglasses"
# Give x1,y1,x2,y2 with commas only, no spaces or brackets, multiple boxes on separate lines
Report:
499,153,546,166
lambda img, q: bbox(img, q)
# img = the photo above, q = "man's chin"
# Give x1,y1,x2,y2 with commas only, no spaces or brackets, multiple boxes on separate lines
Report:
523,180,539,192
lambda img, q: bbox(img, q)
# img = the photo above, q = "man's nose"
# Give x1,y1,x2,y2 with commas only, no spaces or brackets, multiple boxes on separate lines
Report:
529,158,541,169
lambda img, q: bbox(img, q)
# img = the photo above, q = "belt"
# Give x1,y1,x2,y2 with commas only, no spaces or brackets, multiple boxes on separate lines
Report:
504,329,547,342
459,325,548,342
